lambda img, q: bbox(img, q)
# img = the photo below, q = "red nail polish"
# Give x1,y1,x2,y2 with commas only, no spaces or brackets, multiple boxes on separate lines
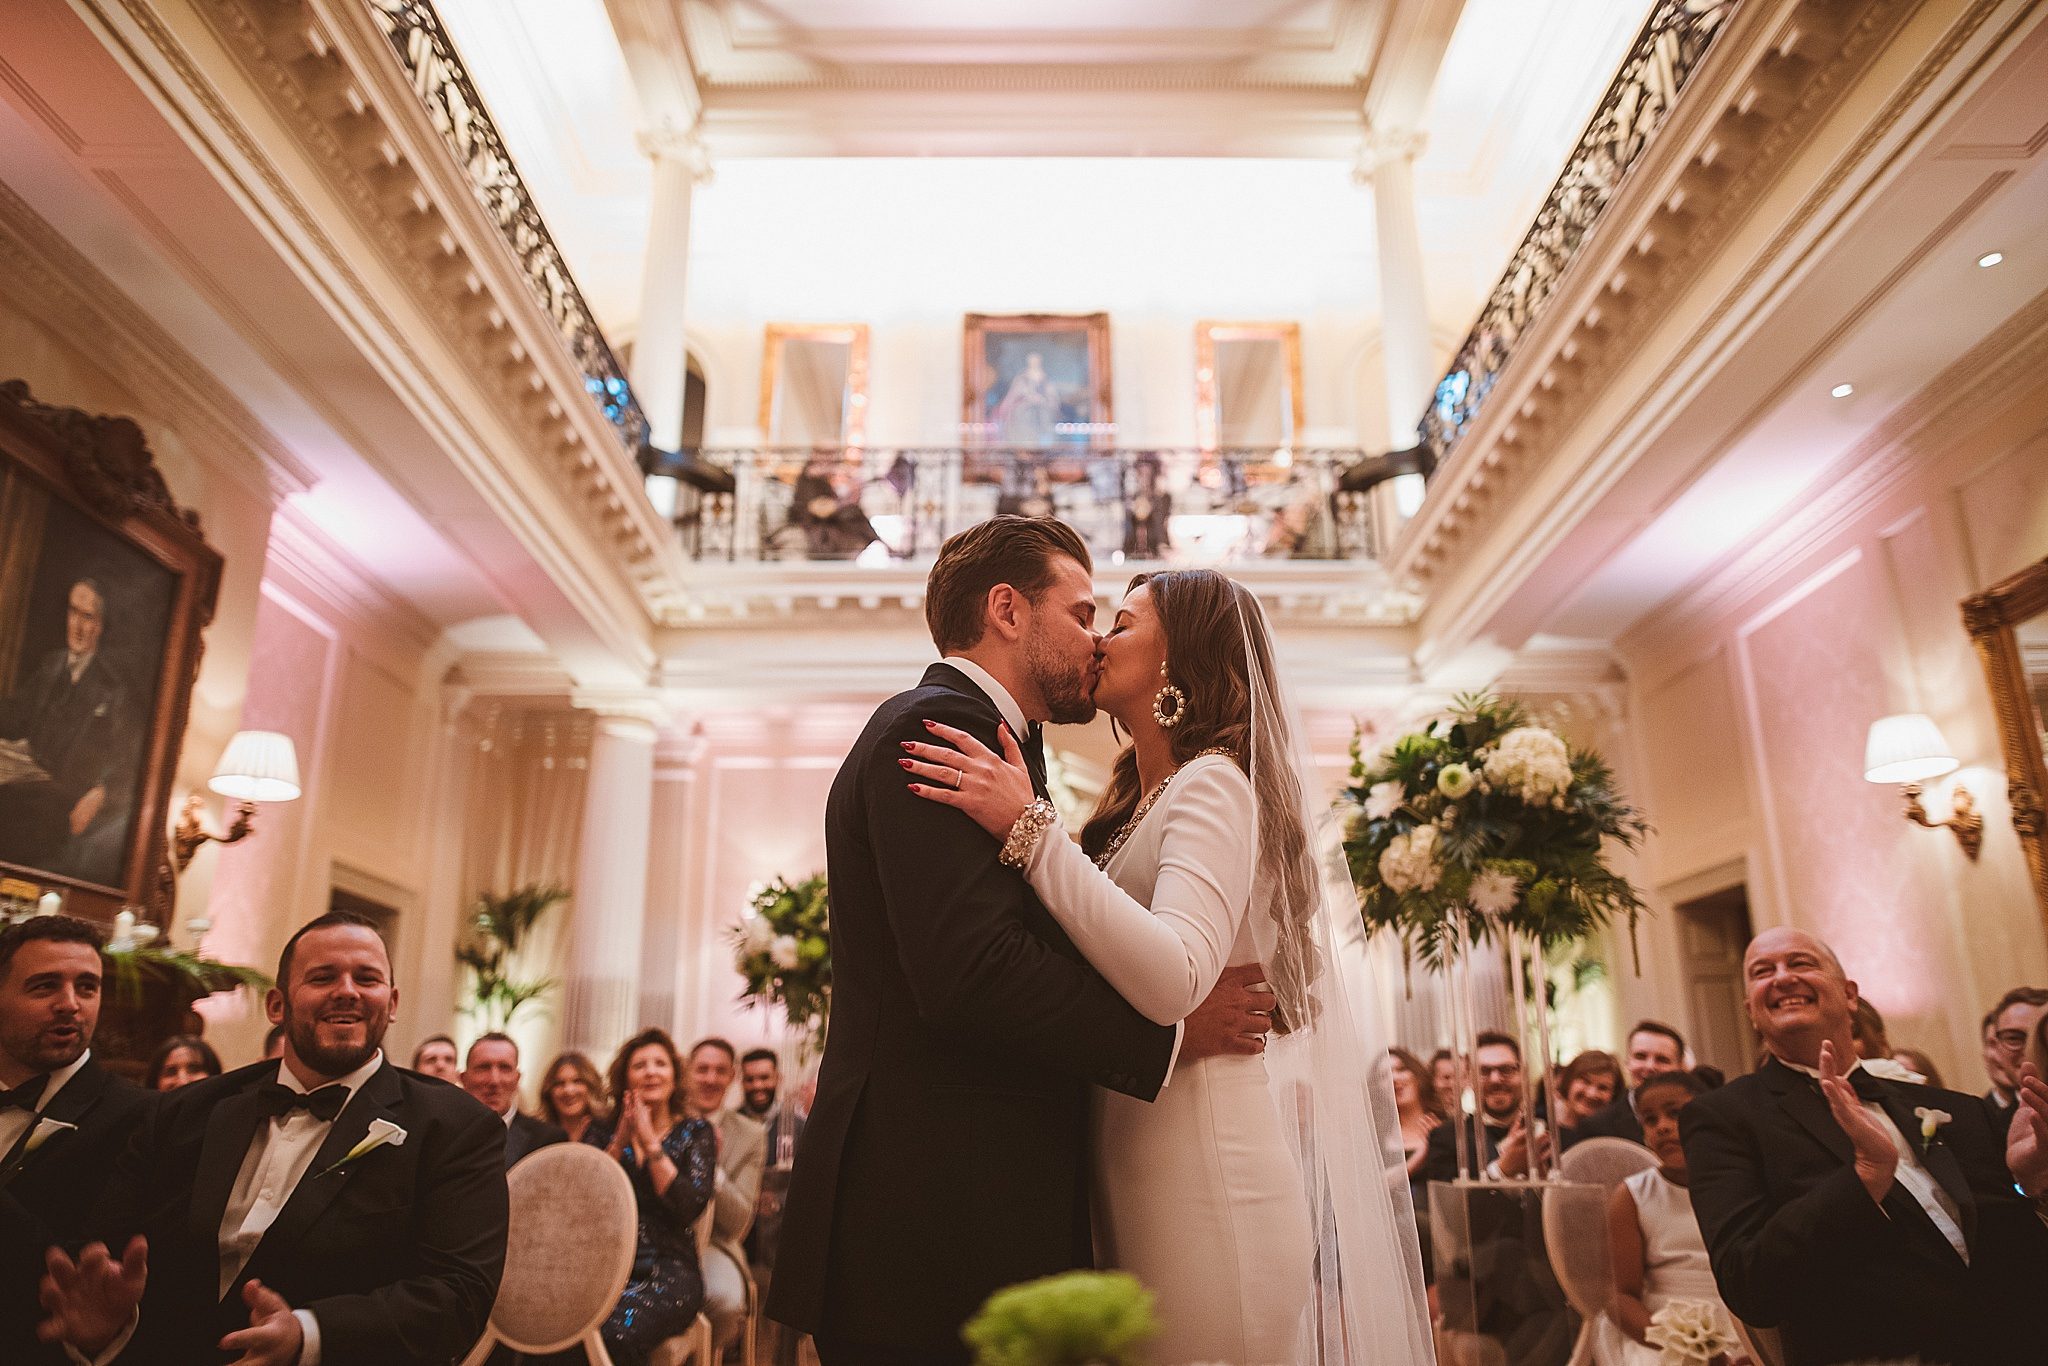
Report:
899,758,912,768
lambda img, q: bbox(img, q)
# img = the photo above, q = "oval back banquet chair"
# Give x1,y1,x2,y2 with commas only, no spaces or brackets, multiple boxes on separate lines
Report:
461,1143,638,1366
1542,1136,1659,1366
647,1198,720,1366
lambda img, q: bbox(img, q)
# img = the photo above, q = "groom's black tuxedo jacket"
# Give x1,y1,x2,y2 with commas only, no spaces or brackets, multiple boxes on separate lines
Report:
1682,1056,2048,1366
769,664,1178,1352
93,1058,508,1365
0,1062,155,1364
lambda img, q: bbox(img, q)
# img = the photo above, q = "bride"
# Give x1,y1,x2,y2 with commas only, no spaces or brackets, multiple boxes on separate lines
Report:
901,569,1435,1366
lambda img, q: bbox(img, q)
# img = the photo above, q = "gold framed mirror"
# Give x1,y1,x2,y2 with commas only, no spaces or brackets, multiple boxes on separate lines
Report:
759,323,870,451
1194,321,1305,455
1963,552,2048,921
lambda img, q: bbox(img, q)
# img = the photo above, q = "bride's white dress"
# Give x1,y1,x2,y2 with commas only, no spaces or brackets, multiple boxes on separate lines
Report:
1023,753,1315,1365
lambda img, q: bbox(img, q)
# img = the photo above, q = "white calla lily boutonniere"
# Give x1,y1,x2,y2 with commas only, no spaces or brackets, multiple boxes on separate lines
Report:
1914,1106,1952,1145
23,1117,77,1154
318,1118,406,1178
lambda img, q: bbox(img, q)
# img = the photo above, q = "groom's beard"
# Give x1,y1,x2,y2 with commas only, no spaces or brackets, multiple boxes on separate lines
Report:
1025,637,1096,726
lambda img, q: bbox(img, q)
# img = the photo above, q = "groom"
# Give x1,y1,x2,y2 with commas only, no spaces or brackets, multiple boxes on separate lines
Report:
769,516,1273,1365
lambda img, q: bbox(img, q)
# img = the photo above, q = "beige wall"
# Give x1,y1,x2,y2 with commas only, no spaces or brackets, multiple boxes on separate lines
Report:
1617,376,2048,1089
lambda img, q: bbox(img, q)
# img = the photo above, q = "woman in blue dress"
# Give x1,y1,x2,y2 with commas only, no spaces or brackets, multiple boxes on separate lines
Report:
587,1027,718,1366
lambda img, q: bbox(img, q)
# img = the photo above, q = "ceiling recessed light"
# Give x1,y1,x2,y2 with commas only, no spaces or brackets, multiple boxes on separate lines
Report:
1831,384,1855,398
1978,251,2004,268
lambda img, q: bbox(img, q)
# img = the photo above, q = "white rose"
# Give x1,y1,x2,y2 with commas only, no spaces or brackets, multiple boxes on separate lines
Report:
739,916,775,956
770,935,802,971
1364,781,1405,821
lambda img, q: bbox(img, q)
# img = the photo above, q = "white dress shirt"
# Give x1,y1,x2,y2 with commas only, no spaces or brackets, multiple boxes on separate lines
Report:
0,1048,90,1158
78,1050,386,1366
1781,1054,1970,1262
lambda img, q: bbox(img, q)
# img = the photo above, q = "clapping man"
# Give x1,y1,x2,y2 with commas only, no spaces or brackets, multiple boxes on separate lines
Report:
39,910,508,1364
461,1031,564,1168
687,1037,765,1357
1420,1031,1552,1183
1683,927,2048,1365
1981,986,2046,1112
0,917,153,1364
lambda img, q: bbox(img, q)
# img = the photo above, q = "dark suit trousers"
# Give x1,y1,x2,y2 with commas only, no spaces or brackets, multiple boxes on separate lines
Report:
815,1334,969,1366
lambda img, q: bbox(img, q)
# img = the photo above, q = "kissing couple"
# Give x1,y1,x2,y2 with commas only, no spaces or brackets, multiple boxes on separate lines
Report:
769,516,1436,1366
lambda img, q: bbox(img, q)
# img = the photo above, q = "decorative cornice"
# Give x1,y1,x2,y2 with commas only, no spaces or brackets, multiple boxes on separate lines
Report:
1393,0,1927,586
634,124,714,183
0,178,315,502
1353,124,1429,183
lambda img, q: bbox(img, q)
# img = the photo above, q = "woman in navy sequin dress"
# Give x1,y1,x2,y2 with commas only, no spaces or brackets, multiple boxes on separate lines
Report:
587,1027,718,1366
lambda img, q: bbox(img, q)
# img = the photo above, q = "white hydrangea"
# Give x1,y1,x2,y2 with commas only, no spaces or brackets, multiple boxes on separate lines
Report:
1480,726,1574,804
739,916,775,956
1364,780,1405,821
1378,824,1443,895
770,935,802,971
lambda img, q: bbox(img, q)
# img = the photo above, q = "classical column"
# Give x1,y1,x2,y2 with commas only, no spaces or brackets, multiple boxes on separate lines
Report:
1357,127,1434,450
564,710,660,1052
631,124,712,450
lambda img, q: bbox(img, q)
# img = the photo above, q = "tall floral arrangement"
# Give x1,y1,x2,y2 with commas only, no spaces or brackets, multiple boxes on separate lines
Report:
1341,693,1649,964
733,874,831,1046
456,884,567,1029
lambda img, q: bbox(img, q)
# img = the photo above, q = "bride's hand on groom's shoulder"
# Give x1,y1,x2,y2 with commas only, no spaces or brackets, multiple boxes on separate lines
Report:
900,719,1035,839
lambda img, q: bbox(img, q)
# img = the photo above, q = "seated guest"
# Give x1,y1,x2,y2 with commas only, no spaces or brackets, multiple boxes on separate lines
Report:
1889,1047,1940,1087
145,1033,222,1092
1682,927,2048,1366
1556,1049,1622,1141
1429,1047,1461,1116
37,910,509,1364
1576,1021,1686,1145
1596,1069,1746,1366
686,1036,766,1354
1390,1046,1446,1188
587,1028,718,1366
738,1048,803,1280
0,917,154,1366
1850,998,1892,1061
1420,1031,1551,1183
262,1021,286,1061
1982,985,2047,1112
411,1032,459,1084
463,1030,565,1167
540,1049,609,1146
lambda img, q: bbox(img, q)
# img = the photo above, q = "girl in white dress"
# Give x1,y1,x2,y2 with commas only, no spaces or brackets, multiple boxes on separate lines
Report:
1599,1070,1750,1366
903,569,1434,1366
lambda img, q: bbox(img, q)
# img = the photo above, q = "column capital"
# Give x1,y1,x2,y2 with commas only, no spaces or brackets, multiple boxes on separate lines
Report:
1352,126,1429,186
635,121,714,185
571,689,670,738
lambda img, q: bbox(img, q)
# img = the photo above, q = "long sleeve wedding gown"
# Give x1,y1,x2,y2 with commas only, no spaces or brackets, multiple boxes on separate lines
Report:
1021,753,1314,1365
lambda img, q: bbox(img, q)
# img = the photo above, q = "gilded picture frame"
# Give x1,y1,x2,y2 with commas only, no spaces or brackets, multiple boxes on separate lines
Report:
962,312,1113,481
1963,552,2048,928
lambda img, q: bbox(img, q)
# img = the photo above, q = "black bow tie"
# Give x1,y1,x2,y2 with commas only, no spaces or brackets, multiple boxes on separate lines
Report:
0,1075,49,1114
256,1082,349,1123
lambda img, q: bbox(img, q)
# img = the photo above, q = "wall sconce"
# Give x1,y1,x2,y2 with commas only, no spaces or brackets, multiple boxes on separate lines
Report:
1863,713,1982,860
173,730,302,872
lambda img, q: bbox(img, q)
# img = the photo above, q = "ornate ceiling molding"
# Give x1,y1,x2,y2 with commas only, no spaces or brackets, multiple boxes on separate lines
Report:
1390,0,1929,589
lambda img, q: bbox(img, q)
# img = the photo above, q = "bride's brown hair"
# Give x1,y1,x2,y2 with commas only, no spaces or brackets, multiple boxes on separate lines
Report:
1080,571,1321,1028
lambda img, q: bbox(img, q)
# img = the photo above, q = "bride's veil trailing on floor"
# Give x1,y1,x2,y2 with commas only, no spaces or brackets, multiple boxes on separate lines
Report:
1235,588,1438,1365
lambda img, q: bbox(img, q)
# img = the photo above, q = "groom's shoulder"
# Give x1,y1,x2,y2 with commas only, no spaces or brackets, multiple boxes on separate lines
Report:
865,675,992,738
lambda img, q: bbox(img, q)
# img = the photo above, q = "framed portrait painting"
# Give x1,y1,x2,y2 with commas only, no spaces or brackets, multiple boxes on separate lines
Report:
962,313,1113,478
0,381,221,925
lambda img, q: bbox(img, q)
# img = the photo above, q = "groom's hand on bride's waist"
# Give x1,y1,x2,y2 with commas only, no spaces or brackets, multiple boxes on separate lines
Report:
1181,963,1276,1063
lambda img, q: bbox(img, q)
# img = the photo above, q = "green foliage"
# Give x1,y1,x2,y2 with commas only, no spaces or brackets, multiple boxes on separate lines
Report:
457,884,567,1030
104,947,270,1008
1342,692,1651,964
962,1271,1158,1366
731,874,832,1041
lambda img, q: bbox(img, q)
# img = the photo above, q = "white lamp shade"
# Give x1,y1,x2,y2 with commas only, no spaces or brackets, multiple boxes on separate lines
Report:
209,730,302,803
1863,713,1958,785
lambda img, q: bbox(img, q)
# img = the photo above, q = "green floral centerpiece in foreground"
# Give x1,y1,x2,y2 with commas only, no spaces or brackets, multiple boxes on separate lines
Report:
963,1271,1157,1366
1341,692,1650,963
733,874,831,1044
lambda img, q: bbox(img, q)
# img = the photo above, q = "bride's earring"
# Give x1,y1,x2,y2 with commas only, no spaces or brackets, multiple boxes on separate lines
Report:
1152,662,1187,730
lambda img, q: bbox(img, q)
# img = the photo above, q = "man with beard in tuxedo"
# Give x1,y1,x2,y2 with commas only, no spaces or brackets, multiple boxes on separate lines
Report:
1683,927,2048,1365
768,516,1276,1366
0,916,154,1365
39,910,508,1364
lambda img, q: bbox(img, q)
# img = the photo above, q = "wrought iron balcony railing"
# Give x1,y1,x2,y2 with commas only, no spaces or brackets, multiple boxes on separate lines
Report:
639,446,1408,566
1419,0,1737,465
365,0,648,453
